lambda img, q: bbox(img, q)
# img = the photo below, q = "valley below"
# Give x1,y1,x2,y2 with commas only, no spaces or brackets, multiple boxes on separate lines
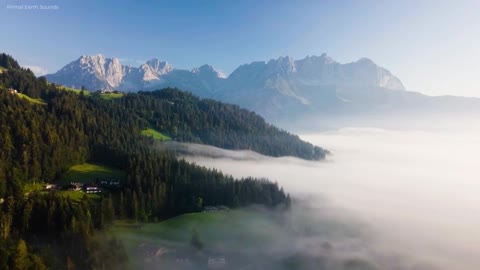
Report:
111,206,372,270
123,124,480,270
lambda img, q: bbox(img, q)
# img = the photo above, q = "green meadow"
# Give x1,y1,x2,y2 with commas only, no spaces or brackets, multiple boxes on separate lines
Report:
109,206,371,270
100,93,124,100
110,209,289,253
17,92,47,105
57,85,90,95
60,162,126,184
141,128,171,141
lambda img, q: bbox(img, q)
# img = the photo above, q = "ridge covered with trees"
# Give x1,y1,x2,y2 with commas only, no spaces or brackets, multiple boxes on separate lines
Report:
0,53,316,269
120,89,328,160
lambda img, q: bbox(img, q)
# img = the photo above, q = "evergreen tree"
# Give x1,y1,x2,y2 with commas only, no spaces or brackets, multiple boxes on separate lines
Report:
29,255,47,270
12,239,29,270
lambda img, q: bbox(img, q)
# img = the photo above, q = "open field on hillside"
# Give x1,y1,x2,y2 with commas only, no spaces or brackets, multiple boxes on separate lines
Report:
60,162,126,184
17,92,47,105
100,93,124,100
141,128,171,141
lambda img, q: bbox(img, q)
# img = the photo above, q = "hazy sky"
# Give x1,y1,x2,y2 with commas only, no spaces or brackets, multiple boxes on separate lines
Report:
1,0,479,97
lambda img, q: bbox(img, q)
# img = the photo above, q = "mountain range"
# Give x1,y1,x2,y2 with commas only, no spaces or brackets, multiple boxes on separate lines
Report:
46,54,480,126
45,54,226,93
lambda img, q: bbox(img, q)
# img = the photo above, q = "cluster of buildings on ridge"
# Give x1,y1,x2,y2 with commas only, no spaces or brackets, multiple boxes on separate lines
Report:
45,178,121,194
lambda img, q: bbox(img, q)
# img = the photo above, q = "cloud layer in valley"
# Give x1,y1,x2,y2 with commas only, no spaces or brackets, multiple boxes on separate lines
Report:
181,126,480,270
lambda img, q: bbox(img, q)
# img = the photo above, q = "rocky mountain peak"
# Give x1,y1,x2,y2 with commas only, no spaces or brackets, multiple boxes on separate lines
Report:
299,53,337,65
144,58,172,73
355,57,376,65
268,56,296,73
140,58,173,81
47,53,405,97
191,64,225,78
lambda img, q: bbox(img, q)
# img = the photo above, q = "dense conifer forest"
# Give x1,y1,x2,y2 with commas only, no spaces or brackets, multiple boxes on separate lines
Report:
121,89,328,160
0,53,325,269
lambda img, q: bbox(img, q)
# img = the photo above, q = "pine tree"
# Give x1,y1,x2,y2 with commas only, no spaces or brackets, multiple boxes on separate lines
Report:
12,239,30,270
29,255,47,270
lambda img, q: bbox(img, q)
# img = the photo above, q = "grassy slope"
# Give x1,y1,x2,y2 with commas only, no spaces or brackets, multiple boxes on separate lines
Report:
56,86,123,100
0,84,46,104
60,162,126,185
24,183,45,194
111,209,284,252
111,205,360,249
17,92,47,105
57,85,91,95
100,93,124,100
110,207,366,270
141,128,171,141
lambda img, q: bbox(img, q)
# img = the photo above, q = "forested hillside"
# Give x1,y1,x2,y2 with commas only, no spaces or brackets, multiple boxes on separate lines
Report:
0,53,302,269
120,89,328,160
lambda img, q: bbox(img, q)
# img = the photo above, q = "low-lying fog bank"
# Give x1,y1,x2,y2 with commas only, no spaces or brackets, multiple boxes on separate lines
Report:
182,127,480,270
158,141,267,161
115,203,383,270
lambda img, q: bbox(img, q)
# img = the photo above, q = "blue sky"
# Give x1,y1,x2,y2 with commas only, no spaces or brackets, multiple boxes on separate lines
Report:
1,0,479,97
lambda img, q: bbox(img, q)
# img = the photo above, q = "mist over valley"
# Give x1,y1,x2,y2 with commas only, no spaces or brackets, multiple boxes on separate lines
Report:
174,123,480,270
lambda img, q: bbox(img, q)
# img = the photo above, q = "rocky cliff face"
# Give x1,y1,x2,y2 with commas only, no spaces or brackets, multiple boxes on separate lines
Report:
47,53,403,92
217,54,405,118
46,54,224,92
